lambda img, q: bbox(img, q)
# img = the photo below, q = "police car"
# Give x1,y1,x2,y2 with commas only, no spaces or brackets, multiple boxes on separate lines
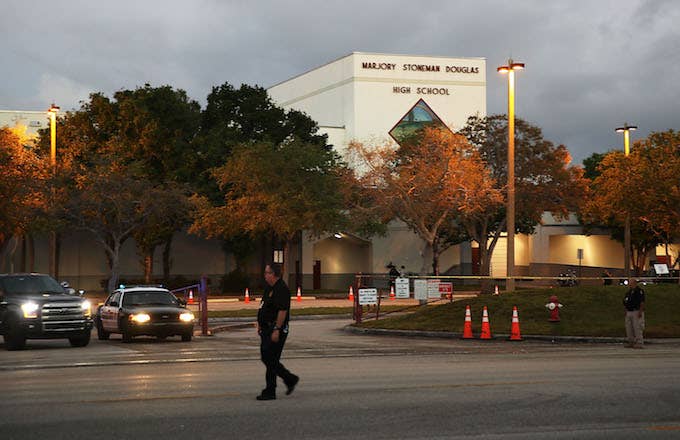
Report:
94,286,194,342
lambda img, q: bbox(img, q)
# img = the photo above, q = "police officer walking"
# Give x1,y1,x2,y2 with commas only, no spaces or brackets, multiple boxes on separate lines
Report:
256,263,299,400
623,279,645,348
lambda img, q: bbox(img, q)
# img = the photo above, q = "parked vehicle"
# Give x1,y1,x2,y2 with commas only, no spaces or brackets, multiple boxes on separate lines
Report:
0,273,92,350
94,286,194,342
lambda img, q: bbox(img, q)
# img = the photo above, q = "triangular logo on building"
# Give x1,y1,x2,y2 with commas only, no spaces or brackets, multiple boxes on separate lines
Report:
388,99,451,146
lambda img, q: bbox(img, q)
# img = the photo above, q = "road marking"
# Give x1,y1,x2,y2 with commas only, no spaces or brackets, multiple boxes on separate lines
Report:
648,425,680,431
80,391,242,404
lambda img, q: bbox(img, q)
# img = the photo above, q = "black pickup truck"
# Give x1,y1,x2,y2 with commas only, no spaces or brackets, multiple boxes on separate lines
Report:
0,273,93,350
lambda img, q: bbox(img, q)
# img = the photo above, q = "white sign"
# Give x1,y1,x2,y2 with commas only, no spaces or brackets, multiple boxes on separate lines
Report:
414,279,427,300
395,278,410,299
358,288,378,305
427,279,441,299
654,264,670,275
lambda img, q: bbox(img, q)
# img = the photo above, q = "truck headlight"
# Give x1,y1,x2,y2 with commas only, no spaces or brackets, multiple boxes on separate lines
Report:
21,302,39,318
179,312,195,323
81,300,92,317
130,313,151,324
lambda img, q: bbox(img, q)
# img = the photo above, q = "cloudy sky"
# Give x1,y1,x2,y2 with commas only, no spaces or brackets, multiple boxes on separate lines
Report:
3,0,678,164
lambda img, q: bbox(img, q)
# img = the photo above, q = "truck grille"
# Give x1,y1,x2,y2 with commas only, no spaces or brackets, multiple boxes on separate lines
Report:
41,302,88,332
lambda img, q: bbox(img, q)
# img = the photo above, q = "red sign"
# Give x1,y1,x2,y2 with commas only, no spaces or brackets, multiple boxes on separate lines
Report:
439,282,453,295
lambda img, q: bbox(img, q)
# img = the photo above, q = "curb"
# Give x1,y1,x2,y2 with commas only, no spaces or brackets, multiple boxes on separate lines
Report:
343,325,680,344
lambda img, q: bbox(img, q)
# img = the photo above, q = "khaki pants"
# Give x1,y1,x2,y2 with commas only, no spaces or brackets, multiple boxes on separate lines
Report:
625,311,644,346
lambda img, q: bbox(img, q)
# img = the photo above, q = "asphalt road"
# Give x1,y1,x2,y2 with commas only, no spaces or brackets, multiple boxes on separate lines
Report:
1,319,679,439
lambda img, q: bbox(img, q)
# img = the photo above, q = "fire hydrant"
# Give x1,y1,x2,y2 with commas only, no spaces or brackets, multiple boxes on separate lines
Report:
545,295,563,322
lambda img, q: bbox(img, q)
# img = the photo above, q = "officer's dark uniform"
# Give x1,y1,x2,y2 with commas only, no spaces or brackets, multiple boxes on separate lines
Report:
257,278,298,398
623,285,645,347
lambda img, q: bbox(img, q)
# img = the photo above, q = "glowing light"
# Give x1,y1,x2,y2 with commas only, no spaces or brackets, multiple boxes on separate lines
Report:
22,302,39,318
179,312,195,322
130,313,151,323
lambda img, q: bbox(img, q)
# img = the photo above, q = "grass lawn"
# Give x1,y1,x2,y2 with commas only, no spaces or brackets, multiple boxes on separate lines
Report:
357,284,680,338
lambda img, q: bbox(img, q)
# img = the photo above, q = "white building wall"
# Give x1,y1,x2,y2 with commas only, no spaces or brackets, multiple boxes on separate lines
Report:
269,52,486,157
269,52,487,276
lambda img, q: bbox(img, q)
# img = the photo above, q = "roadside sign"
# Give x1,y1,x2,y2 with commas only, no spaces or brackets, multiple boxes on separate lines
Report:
414,279,427,300
427,279,441,299
358,288,378,305
439,282,453,297
395,277,410,298
654,264,669,275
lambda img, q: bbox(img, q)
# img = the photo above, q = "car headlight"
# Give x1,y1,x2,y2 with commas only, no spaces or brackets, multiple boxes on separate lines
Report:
179,312,195,323
21,302,39,318
130,313,151,324
81,300,92,317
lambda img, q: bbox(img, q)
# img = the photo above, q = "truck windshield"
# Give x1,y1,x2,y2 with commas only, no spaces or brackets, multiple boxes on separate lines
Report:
0,275,64,295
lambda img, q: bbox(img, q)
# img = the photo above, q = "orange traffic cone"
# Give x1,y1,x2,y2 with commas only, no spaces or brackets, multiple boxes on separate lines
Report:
244,287,250,304
296,286,302,302
494,285,500,295
188,289,195,305
509,306,522,341
480,306,492,340
462,305,474,339
389,286,396,300
348,286,354,302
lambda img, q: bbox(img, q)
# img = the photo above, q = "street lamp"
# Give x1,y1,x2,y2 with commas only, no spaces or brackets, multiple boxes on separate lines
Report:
615,122,637,282
48,103,60,169
48,103,60,278
498,59,524,292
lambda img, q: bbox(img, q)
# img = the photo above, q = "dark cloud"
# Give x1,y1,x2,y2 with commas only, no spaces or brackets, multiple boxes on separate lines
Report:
2,0,677,164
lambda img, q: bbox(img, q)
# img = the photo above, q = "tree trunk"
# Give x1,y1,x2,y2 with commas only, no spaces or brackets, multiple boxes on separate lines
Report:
420,242,434,275
479,242,494,294
431,240,440,276
284,239,292,288
20,235,26,272
163,237,173,283
106,242,121,294
55,233,61,280
27,234,35,272
143,249,154,283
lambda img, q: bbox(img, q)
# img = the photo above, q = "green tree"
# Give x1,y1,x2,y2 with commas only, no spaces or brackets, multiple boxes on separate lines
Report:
62,157,171,293
582,151,609,180
190,138,348,278
38,86,201,282
196,83,328,201
192,83,332,280
459,115,587,287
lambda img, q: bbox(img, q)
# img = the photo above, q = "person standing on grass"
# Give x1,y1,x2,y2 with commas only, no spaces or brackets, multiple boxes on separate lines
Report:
255,263,299,400
623,279,645,348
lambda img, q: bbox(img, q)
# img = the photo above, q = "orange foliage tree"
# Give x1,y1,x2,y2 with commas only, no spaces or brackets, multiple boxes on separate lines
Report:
581,129,680,274
347,126,503,275
0,128,49,269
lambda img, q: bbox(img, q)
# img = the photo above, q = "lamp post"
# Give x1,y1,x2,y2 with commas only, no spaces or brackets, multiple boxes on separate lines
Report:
48,103,60,278
615,122,637,282
498,59,524,292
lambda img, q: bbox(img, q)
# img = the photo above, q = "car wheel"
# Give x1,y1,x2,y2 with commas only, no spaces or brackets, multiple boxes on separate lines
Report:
69,331,91,347
4,315,26,351
96,321,110,340
181,332,192,342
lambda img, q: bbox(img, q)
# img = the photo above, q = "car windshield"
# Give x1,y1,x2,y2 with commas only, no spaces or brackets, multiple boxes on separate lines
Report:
0,275,65,295
122,291,178,307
